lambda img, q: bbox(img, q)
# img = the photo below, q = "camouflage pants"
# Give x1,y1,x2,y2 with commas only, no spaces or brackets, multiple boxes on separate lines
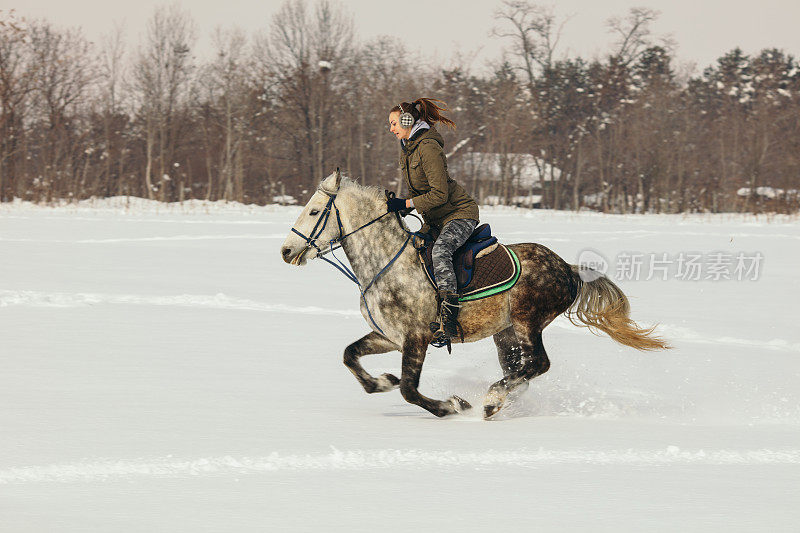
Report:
432,218,478,293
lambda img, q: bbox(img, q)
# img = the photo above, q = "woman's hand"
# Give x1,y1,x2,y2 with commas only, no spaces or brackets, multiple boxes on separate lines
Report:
386,197,410,213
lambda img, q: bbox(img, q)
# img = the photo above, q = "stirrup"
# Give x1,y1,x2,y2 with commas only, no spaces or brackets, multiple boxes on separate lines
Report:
428,322,463,353
428,294,464,353
429,321,452,353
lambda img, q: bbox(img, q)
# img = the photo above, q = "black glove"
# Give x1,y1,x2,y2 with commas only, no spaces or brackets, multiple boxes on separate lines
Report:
386,197,408,213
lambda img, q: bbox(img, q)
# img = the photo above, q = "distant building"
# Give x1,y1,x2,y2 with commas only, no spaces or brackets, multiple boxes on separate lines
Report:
450,152,561,207
272,194,297,205
736,187,798,200
736,186,799,212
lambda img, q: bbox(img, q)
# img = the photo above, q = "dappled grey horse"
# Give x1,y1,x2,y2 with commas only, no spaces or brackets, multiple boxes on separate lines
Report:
280,171,668,419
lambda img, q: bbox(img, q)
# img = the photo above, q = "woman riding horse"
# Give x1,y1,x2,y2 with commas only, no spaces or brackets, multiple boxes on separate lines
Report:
386,98,478,344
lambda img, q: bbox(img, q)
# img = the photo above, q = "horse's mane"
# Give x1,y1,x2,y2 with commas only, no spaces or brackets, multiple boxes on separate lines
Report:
324,175,386,205
323,175,410,233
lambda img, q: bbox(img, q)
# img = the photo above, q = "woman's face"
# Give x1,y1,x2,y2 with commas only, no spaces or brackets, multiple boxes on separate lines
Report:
388,111,411,140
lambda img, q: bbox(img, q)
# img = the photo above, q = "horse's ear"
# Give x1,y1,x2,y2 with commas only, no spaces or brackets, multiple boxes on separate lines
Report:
321,168,342,193
333,167,341,190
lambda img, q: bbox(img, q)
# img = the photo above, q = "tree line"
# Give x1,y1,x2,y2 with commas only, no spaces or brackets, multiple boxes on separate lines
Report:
1,1,799,213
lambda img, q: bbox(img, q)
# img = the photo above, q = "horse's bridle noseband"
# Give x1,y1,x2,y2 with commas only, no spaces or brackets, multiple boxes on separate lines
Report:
288,188,416,336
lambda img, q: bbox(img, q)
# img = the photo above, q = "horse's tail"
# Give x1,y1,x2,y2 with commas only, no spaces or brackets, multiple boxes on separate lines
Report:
567,265,670,351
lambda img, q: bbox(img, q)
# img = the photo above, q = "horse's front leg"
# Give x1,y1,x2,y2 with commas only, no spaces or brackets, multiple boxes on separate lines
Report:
399,335,472,417
343,332,401,393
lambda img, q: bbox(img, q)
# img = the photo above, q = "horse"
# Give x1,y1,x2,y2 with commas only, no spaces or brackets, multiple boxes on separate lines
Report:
280,170,669,419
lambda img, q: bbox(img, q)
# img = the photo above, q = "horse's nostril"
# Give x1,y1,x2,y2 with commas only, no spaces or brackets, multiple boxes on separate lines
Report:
281,247,291,257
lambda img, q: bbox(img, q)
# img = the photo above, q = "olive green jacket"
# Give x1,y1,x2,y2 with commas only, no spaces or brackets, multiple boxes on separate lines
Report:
399,126,479,233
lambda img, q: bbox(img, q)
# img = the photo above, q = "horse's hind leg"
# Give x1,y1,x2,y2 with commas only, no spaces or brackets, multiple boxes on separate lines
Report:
485,327,550,419
493,326,531,397
343,332,401,393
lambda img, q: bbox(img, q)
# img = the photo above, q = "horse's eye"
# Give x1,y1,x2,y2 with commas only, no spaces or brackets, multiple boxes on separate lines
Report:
310,209,320,216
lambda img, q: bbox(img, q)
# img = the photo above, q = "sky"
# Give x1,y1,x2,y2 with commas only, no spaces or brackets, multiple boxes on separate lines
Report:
4,0,800,75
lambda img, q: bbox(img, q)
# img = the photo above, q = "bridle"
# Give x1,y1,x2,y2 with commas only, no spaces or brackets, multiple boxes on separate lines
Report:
289,188,417,336
290,187,348,258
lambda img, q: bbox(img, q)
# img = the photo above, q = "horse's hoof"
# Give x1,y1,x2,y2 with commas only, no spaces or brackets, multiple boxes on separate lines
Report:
484,404,502,419
448,395,472,413
483,389,506,419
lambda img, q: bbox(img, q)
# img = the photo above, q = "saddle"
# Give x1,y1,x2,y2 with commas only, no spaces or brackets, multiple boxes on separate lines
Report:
417,224,521,301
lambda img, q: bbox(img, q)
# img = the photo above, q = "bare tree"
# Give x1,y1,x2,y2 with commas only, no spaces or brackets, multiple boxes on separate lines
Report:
254,0,354,193
492,1,573,208
28,21,97,200
0,10,34,200
97,22,127,197
200,26,251,201
492,1,569,91
345,36,414,188
131,4,195,200
607,8,670,67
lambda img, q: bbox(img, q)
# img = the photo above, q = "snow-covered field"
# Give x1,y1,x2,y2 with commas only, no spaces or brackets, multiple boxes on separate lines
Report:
2,198,799,532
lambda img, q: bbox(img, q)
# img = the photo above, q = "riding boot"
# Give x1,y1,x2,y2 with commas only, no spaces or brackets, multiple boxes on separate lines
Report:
431,290,461,344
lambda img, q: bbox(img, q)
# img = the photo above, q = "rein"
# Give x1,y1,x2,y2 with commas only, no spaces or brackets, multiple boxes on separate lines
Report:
290,188,416,336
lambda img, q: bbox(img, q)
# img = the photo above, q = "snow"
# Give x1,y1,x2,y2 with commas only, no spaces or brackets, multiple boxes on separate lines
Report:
1,200,799,531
